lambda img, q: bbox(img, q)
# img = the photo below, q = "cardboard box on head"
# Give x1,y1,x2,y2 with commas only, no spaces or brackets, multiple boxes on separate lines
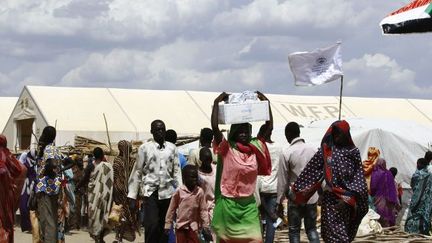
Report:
217,91,270,125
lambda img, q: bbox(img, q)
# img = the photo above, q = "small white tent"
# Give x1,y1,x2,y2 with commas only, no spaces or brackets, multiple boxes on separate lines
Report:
269,118,432,188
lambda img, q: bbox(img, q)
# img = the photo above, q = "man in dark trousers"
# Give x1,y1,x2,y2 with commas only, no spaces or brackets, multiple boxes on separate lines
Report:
128,120,182,243
277,122,320,243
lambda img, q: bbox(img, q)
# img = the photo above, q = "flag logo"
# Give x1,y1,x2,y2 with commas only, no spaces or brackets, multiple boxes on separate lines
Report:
313,57,329,76
316,57,327,65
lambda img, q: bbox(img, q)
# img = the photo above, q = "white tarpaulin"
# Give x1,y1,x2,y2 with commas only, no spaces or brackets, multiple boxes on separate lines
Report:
268,118,432,188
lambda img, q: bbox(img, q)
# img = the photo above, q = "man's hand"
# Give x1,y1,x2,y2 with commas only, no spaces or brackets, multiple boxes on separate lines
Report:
202,227,213,241
286,187,296,202
74,187,83,195
128,198,137,212
335,199,347,211
276,203,284,219
141,196,148,205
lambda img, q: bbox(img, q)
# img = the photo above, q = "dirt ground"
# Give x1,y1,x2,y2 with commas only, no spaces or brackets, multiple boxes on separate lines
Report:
14,227,145,243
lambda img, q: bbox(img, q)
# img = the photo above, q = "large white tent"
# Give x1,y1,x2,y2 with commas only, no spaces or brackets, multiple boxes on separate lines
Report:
2,85,432,155
0,97,18,132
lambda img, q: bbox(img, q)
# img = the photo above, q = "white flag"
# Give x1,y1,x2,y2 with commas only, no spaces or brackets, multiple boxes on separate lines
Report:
288,43,343,86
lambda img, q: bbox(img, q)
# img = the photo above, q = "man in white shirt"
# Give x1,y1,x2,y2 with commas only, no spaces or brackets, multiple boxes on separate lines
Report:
277,122,320,243
128,120,182,243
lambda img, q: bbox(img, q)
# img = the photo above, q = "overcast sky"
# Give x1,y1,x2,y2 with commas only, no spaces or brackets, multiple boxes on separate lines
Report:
1,0,431,99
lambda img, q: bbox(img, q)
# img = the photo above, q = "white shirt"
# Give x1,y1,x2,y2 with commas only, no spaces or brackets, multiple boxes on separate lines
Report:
188,147,217,167
128,140,182,200
277,137,318,204
258,142,282,194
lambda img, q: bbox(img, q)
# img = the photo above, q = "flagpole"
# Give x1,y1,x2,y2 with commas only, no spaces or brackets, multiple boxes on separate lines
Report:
338,76,344,120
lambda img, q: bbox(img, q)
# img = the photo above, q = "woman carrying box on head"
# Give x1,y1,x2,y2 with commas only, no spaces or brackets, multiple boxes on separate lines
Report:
211,91,273,243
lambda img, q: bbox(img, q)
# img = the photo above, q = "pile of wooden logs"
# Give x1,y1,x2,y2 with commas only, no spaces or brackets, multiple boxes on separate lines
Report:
57,136,114,156
56,135,199,156
273,226,432,243
175,135,199,146
353,226,432,243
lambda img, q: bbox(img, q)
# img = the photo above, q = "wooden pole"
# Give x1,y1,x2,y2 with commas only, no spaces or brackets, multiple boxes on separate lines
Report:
103,113,112,155
338,76,344,120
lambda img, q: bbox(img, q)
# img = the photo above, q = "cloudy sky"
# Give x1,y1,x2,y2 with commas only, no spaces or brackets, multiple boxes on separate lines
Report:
1,0,431,98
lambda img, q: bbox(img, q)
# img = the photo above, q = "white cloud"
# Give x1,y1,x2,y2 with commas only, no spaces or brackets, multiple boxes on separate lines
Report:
343,53,432,96
0,0,430,100
0,0,83,36
62,49,150,85
60,42,267,91
0,0,225,42
0,72,11,86
213,0,375,35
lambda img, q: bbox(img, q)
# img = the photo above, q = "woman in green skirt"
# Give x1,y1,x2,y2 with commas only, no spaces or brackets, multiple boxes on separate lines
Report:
211,92,273,243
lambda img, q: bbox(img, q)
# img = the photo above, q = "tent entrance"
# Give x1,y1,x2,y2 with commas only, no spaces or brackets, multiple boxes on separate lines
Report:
17,118,34,150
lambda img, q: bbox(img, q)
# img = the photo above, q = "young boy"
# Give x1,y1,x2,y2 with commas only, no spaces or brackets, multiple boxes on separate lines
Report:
198,147,216,213
165,165,211,243
198,148,217,242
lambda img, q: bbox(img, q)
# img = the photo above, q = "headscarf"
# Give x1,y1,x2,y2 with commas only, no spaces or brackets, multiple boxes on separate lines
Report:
0,135,25,181
363,147,381,177
112,140,137,240
370,158,399,226
114,140,135,183
0,134,26,242
0,135,10,168
0,134,6,146
322,120,358,206
228,123,271,176
118,140,131,159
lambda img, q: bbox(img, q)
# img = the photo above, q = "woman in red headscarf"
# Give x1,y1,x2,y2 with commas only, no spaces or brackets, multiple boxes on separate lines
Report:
289,120,368,243
0,135,26,243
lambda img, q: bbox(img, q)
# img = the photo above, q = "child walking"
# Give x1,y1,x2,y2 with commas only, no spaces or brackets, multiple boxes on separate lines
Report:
198,148,217,242
165,165,212,243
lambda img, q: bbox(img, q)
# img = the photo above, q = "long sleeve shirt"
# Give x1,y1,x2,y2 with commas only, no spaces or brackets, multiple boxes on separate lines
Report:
164,185,209,231
277,137,318,204
128,140,182,200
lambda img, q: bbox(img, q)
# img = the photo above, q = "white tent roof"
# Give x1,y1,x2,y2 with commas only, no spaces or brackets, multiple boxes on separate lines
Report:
28,86,136,133
16,85,432,183
19,85,432,143
109,89,210,135
0,97,18,132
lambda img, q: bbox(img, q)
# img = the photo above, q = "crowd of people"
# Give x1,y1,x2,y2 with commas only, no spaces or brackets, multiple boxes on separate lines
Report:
1,91,432,243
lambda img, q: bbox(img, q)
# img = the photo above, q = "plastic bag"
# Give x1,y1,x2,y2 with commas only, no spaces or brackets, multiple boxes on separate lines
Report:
108,203,123,228
228,91,258,104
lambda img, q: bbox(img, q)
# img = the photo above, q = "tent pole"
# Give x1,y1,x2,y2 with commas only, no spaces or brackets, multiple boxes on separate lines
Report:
338,76,344,120
103,113,113,155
